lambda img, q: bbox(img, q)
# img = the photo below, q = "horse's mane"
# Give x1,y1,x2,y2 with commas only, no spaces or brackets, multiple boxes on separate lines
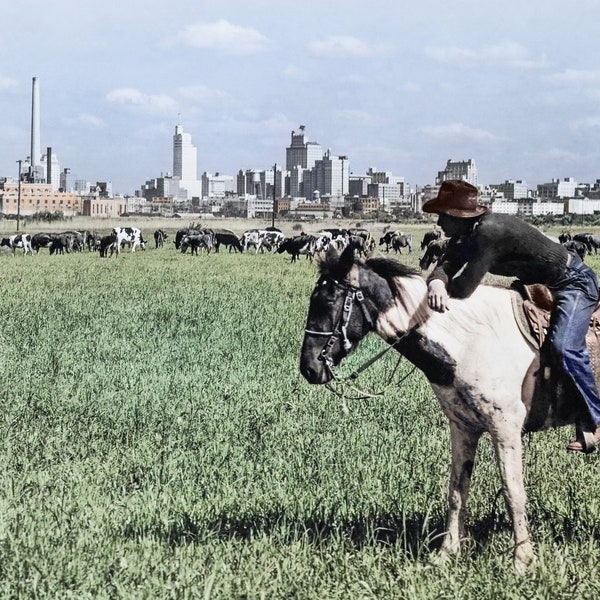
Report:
365,256,421,280
317,251,420,282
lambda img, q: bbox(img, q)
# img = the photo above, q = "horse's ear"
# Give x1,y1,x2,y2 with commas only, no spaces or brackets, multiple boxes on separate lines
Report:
336,244,354,278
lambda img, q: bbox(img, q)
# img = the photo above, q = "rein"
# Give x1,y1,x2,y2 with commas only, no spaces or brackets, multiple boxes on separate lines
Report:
304,280,417,406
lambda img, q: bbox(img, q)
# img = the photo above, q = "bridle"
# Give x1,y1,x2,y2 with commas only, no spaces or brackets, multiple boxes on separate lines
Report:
304,279,414,401
304,280,374,375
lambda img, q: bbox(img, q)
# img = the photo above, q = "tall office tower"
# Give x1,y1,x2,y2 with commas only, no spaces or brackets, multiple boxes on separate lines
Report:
436,159,478,187
311,150,349,199
172,124,201,199
286,126,323,197
285,125,322,171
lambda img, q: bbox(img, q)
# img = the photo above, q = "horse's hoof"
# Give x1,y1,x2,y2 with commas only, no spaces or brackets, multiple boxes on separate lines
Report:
429,548,454,567
514,545,535,575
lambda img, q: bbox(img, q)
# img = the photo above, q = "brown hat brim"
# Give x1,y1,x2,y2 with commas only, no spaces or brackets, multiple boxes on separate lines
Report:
422,197,489,217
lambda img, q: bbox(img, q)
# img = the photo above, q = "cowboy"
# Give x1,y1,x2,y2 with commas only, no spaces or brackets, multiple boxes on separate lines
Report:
423,179,600,453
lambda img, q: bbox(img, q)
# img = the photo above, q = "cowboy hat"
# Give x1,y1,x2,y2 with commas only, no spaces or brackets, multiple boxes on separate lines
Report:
422,180,489,217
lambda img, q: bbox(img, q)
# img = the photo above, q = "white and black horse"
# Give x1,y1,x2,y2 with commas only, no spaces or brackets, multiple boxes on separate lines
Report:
300,246,592,573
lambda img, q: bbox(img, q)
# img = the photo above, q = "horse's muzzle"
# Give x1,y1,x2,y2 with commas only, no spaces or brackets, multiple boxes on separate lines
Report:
300,357,334,385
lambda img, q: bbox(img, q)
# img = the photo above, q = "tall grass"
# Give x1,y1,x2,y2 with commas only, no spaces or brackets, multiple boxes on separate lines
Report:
0,238,599,598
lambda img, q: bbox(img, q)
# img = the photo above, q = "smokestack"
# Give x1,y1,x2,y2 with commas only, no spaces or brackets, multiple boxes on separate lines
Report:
30,77,40,169
46,147,52,185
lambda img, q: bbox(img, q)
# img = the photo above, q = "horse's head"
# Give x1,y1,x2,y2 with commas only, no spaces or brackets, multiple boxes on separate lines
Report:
300,245,422,384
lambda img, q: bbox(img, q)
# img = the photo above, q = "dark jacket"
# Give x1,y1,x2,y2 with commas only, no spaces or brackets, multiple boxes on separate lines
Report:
428,213,570,298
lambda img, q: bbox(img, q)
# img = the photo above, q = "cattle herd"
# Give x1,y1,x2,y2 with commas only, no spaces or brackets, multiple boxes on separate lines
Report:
1,224,594,273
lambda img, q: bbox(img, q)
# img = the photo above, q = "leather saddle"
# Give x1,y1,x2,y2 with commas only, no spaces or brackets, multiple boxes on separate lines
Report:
511,281,600,399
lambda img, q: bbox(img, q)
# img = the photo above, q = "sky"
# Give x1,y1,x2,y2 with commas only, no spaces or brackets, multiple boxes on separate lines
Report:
1,0,600,196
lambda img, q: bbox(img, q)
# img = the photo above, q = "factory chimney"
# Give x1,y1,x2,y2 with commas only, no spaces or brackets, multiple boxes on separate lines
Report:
30,77,40,172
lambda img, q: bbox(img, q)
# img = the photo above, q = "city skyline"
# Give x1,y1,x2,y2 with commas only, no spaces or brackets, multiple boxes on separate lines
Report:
1,0,599,196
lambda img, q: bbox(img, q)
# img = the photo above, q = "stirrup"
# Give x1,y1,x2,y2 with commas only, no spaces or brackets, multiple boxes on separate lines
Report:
567,428,598,454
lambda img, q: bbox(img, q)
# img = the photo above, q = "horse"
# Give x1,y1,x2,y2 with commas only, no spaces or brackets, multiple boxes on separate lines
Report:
299,245,592,573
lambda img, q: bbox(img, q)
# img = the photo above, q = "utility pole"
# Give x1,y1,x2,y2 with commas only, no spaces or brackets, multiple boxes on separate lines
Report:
16,159,22,232
272,163,277,228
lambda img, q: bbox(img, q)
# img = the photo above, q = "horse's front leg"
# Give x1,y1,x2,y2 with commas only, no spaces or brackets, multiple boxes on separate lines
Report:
440,421,480,557
491,428,535,573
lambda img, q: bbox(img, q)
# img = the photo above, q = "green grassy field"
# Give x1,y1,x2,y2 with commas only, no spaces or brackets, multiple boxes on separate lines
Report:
2,230,600,598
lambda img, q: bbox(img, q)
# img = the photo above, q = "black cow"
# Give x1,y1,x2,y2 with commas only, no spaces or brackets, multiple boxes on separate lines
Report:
99,234,118,258
276,235,316,262
558,232,572,244
154,229,168,248
31,233,54,253
421,228,442,249
391,233,412,254
564,240,587,261
419,237,449,270
213,229,243,253
379,231,402,252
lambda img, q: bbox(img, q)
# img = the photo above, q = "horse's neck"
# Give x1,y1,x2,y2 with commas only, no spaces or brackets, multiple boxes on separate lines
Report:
375,278,514,345
375,275,430,341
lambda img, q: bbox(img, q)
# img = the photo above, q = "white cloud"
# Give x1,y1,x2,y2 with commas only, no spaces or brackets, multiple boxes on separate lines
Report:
282,65,309,82
571,115,600,129
207,113,294,136
425,40,546,68
543,69,600,86
173,20,269,54
0,76,18,91
420,122,500,141
64,113,105,128
335,109,379,124
177,84,229,105
307,35,385,58
106,88,177,114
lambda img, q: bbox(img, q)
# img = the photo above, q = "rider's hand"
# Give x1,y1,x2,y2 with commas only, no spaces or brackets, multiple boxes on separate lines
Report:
428,279,450,312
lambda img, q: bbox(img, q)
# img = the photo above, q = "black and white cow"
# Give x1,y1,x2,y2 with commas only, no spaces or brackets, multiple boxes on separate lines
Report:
276,235,316,262
0,234,32,255
112,227,146,254
180,234,213,255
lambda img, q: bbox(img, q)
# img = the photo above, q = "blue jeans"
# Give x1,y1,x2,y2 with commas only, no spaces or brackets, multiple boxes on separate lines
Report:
549,253,600,425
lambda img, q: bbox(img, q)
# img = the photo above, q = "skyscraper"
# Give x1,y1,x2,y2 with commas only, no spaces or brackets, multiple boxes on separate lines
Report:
172,124,201,199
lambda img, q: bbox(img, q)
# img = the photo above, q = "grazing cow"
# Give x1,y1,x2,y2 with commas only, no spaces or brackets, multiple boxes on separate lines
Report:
112,227,146,254
49,236,66,255
349,228,375,252
174,229,203,250
31,233,54,253
563,240,587,260
240,229,263,252
419,237,450,270
59,230,84,252
421,227,442,249
347,234,367,257
213,229,243,253
84,231,102,252
258,231,285,253
180,234,213,255
379,231,402,252
391,233,412,254
99,234,118,258
276,235,316,262
154,229,168,248
558,232,572,244
1,234,33,255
